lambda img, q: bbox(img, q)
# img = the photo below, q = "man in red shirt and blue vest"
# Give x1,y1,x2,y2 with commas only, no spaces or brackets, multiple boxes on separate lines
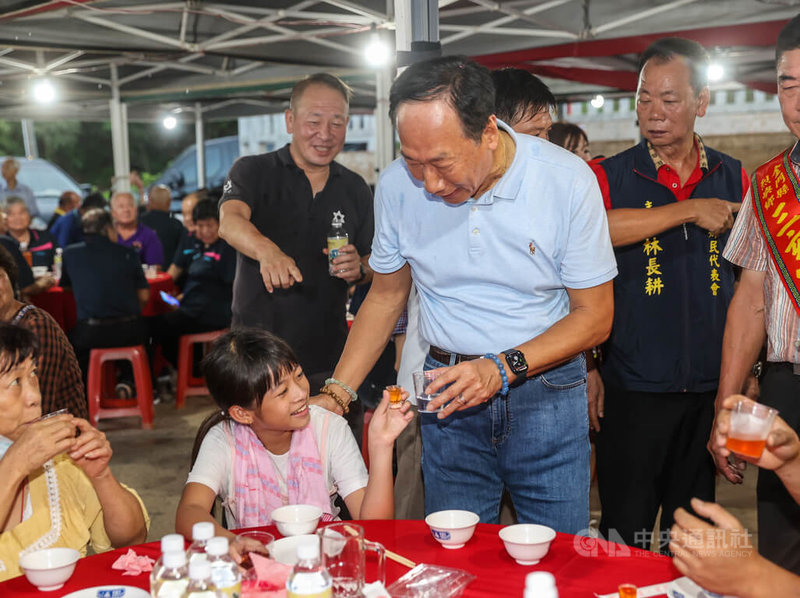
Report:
591,37,746,552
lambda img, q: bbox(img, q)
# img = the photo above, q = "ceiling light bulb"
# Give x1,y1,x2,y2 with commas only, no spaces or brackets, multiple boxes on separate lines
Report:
32,79,56,104
163,116,177,130
590,94,605,109
365,33,391,67
708,63,724,82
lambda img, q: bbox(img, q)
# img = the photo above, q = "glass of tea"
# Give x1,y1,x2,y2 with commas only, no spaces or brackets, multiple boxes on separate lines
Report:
726,400,779,459
385,385,405,409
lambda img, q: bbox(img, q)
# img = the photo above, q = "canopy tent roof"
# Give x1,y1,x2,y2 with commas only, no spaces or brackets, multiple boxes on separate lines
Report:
0,0,798,123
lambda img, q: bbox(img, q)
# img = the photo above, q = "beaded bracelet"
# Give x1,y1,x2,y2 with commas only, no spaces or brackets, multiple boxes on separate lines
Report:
484,353,509,397
319,386,349,414
324,377,358,402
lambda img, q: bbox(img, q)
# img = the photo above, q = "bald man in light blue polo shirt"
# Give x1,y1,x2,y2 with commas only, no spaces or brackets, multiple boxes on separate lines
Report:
322,56,617,531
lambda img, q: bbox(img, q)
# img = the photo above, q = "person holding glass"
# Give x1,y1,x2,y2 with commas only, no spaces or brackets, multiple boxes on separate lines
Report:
0,322,148,582
670,395,800,596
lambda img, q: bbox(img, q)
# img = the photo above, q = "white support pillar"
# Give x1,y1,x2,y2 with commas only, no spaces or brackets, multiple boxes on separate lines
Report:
374,65,394,173
395,0,438,50
394,0,413,54
121,102,130,182
109,64,130,193
384,0,439,172
21,120,38,158
195,102,206,188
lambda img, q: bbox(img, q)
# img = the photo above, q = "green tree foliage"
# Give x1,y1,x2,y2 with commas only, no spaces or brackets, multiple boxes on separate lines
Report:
0,120,24,156
0,118,237,192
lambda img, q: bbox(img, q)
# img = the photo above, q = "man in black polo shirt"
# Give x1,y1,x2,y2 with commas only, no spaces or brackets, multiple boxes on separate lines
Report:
61,209,150,382
219,73,373,395
142,184,184,270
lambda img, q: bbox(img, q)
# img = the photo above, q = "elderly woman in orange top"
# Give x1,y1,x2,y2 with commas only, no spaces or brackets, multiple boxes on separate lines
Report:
0,323,148,581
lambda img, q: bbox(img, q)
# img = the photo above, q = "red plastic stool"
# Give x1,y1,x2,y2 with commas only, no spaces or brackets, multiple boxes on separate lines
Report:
176,329,227,408
87,345,154,429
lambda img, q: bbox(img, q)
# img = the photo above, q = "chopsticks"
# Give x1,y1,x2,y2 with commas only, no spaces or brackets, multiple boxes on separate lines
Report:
342,524,417,569
383,548,417,569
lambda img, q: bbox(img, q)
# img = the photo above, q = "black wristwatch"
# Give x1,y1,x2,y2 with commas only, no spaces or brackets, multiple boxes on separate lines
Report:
503,349,528,383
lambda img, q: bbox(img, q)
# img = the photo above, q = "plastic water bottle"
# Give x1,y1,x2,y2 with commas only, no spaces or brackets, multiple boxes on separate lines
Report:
151,534,186,594
181,557,221,598
53,247,62,281
524,571,558,598
326,216,348,276
206,537,241,598
286,540,332,598
187,522,215,564
151,550,189,598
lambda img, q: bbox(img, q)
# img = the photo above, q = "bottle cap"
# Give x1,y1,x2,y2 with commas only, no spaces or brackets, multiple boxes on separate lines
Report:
525,571,556,589
162,550,187,568
189,557,211,580
206,537,229,556
296,539,320,561
192,521,215,541
161,533,185,554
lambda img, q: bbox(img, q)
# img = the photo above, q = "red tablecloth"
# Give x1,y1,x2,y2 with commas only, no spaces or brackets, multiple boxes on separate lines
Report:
141,272,176,318
30,286,77,331
29,273,176,332
0,520,680,597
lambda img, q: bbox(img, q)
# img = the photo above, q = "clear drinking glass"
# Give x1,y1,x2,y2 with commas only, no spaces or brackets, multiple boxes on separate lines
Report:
317,523,384,598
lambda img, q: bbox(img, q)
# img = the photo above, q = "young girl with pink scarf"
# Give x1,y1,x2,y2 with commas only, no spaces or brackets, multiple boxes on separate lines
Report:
176,328,413,551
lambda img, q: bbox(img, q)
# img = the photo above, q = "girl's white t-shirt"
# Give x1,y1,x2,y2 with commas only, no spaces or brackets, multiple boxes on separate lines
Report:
186,406,368,528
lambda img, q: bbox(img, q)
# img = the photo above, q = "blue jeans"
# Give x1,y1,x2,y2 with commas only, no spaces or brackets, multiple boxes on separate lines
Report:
419,353,590,533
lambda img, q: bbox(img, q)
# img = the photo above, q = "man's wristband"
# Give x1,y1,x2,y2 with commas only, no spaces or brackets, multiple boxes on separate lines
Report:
320,386,349,414
484,353,509,397
324,377,358,402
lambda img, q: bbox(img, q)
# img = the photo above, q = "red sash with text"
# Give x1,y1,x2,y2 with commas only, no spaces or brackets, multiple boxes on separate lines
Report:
752,148,800,316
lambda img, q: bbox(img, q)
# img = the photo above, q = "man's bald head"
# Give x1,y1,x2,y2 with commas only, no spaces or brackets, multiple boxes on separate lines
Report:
148,185,172,212
182,192,201,232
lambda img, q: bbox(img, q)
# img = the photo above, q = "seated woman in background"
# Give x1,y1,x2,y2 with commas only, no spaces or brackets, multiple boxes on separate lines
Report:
549,122,592,162
152,198,236,368
175,329,413,546
0,246,86,419
0,323,148,582
4,196,59,270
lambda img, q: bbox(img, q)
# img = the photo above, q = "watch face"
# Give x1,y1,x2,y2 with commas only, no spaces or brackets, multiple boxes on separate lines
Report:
505,350,528,374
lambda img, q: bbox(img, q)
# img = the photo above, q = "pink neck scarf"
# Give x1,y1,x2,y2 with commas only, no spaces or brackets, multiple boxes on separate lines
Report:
231,419,333,528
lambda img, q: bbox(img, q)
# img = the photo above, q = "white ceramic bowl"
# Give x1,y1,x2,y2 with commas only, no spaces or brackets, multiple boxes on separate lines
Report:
19,547,80,591
270,535,319,565
270,504,322,536
499,524,556,565
424,510,480,549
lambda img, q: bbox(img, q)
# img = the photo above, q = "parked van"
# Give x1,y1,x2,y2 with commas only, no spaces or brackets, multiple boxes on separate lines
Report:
152,136,239,210
5,156,84,225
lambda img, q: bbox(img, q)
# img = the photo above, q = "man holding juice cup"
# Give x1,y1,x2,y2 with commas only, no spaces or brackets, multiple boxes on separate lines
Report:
712,14,800,574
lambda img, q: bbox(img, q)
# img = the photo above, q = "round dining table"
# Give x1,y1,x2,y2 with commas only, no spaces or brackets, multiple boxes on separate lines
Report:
0,520,680,597
30,272,176,332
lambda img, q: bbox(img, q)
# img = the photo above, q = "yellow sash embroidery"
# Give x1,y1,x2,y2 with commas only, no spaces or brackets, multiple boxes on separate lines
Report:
752,149,800,316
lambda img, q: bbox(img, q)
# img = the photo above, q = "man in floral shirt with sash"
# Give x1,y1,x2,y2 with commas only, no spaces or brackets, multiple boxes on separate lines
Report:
712,14,800,575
